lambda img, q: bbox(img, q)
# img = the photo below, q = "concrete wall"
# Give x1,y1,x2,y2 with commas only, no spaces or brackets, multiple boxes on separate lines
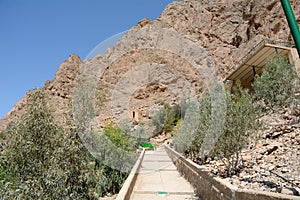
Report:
115,148,145,200
164,145,300,200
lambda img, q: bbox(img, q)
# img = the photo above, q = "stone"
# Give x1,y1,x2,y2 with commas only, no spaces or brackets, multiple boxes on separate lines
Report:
268,165,276,171
270,131,283,139
264,142,281,155
256,154,263,160
242,155,252,162
281,188,297,196
281,168,290,173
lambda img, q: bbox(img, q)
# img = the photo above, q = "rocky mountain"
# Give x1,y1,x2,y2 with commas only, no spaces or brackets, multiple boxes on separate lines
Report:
1,0,299,131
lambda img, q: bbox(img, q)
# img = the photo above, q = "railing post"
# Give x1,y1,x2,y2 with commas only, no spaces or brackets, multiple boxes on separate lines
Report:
280,0,300,57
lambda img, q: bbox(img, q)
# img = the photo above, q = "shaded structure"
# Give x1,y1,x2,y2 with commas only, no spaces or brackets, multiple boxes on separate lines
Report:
225,40,300,89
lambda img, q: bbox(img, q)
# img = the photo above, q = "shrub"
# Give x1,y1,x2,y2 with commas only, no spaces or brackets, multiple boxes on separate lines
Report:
185,95,211,162
152,106,166,134
163,103,177,133
177,84,260,176
132,123,149,148
253,57,299,111
211,85,261,176
173,100,201,154
102,121,135,152
152,103,182,134
72,76,139,196
91,121,139,195
170,119,182,137
0,89,101,199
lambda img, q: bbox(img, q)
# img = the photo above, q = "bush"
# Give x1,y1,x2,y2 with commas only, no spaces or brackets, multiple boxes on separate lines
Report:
90,121,139,195
72,76,139,197
132,123,149,148
163,103,179,133
102,121,135,152
185,95,211,162
0,89,101,199
174,57,299,177
151,108,165,134
178,84,260,176
173,100,202,154
253,57,299,111
152,103,182,134
211,85,261,176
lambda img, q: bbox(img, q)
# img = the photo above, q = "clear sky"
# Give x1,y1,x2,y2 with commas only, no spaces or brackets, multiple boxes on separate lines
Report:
0,0,175,118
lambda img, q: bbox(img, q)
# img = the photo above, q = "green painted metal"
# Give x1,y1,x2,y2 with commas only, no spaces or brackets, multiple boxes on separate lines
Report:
280,0,300,57
157,191,168,196
275,47,280,62
141,143,156,150
188,89,191,108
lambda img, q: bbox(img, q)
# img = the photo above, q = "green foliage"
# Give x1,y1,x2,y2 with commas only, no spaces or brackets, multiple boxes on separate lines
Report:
212,85,261,176
172,100,201,154
170,118,182,137
180,85,260,176
152,103,182,134
164,104,181,133
175,58,299,177
151,108,165,133
132,124,149,148
0,89,101,199
73,75,139,197
98,165,129,195
186,95,211,161
103,121,134,152
253,57,299,110
91,121,139,195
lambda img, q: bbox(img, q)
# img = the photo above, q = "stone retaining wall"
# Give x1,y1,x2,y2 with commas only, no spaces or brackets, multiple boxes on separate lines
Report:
164,145,300,200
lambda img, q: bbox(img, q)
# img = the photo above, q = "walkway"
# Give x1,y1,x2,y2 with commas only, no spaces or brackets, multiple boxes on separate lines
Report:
129,148,198,200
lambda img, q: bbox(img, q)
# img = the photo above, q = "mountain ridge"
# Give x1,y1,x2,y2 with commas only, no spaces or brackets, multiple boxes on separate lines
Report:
1,0,299,131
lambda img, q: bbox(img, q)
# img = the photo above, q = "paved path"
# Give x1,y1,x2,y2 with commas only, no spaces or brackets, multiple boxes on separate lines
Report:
130,148,198,200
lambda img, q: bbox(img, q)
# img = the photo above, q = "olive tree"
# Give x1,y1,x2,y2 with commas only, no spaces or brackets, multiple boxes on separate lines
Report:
253,57,299,111
212,85,261,176
0,89,100,199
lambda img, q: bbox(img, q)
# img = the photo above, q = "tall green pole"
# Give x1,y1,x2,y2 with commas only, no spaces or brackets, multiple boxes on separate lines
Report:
280,0,300,57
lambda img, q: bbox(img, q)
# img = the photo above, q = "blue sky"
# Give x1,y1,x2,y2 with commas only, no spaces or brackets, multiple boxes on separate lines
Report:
0,0,175,118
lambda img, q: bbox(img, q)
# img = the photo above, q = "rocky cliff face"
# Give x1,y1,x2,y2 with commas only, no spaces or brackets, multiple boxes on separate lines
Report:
1,0,299,131
157,0,299,75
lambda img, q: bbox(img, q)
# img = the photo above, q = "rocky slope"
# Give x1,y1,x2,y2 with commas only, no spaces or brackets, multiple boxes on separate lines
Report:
203,108,300,195
1,0,299,132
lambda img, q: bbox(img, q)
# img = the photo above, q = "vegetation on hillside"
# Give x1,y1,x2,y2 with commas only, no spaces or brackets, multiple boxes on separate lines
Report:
0,89,97,199
173,57,299,176
92,121,140,195
0,56,298,198
253,57,299,111
0,89,139,199
211,85,261,176
152,102,184,134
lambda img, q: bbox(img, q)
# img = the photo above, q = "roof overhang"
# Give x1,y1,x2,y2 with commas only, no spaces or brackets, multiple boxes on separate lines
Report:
225,40,296,85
